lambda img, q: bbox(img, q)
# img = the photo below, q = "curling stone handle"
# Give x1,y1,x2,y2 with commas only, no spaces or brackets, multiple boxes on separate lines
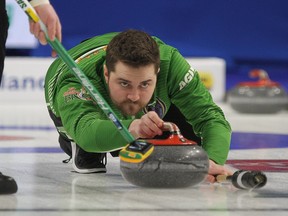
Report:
162,122,180,133
249,69,272,85
249,69,269,80
154,122,198,144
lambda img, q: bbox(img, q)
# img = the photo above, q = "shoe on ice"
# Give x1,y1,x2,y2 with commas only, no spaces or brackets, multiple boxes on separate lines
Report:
71,143,107,174
0,172,18,194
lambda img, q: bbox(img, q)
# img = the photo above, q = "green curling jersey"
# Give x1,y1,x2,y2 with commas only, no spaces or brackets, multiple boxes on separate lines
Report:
45,32,231,165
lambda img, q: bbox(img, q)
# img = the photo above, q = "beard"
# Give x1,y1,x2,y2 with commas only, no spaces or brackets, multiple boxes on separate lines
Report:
113,100,146,116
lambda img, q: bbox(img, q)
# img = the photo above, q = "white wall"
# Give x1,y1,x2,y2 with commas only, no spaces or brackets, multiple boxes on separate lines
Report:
186,57,226,102
0,57,53,104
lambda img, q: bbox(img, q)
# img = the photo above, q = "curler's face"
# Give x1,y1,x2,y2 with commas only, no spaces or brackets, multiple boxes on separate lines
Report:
104,61,157,116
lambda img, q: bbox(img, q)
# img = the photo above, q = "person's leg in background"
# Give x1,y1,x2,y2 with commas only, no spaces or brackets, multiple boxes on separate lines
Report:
0,0,8,84
0,1,18,194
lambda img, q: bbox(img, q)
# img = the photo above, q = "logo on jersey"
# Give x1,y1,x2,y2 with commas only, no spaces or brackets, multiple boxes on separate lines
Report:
179,68,196,90
63,87,92,103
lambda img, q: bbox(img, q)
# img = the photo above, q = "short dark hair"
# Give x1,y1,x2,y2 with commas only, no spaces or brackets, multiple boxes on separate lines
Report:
106,29,160,73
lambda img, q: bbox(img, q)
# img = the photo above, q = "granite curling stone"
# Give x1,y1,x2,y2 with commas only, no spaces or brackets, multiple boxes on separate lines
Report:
227,69,288,114
119,122,209,188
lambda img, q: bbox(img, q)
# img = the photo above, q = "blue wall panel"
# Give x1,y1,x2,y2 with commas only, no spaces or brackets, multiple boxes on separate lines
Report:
31,0,288,89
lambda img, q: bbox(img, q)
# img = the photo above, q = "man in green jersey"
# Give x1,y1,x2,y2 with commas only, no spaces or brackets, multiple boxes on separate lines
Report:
45,29,232,183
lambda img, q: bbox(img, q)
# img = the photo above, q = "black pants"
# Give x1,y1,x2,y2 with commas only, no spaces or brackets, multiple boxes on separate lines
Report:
48,109,120,157
0,6,8,84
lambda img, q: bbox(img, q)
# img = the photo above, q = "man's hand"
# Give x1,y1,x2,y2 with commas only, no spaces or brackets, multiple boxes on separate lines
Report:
29,4,62,57
129,111,164,139
205,160,234,183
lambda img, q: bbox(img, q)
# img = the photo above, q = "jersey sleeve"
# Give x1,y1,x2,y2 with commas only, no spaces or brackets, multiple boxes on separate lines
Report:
56,81,134,152
167,50,231,165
